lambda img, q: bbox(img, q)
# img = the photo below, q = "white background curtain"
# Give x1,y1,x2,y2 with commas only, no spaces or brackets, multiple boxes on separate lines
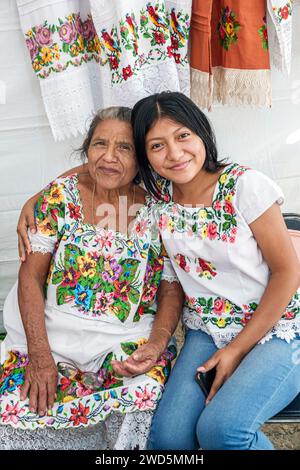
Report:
0,0,300,330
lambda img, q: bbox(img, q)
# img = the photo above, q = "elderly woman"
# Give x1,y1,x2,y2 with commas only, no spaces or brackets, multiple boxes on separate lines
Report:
0,107,182,450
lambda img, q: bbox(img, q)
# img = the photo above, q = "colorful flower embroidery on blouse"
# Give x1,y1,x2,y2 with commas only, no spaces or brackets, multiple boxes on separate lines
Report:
258,17,268,50
272,1,293,22
185,295,258,329
134,247,164,322
174,254,217,280
34,175,161,324
156,163,250,243
217,6,241,51
25,13,104,79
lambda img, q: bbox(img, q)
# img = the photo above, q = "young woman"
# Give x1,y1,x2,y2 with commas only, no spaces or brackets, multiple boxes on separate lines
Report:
16,93,300,450
130,91,300,450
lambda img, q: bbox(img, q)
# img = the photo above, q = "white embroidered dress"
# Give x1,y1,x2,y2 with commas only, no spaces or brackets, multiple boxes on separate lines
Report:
0,175,176,435
155,163,300,348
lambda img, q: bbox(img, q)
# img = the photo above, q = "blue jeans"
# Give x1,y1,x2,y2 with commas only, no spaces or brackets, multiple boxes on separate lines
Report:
148,329,300,450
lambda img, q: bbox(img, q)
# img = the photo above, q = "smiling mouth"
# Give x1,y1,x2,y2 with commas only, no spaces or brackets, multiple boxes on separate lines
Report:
169,160,192,171
97,167,121,175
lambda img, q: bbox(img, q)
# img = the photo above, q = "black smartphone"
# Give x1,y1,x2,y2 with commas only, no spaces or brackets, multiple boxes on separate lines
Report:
195,369,216,398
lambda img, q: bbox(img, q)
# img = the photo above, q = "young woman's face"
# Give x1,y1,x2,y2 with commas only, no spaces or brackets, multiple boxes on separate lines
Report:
145,117,206,184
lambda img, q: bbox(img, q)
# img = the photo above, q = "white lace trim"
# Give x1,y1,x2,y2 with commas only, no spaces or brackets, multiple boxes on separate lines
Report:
191,67,272,110
0,422,107,450
104,410,153,450
31,245,53,255
0,410,152,450
183,310,300,349
161,274,181,283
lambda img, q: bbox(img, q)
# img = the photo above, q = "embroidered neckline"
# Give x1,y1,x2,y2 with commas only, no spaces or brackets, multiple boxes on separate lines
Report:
66,173,151,241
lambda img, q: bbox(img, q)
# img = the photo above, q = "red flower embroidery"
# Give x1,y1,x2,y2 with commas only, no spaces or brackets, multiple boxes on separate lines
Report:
68,203,81,220
280,5,289,20
109,56,119,70
171,36,179,50
207,222,218,240
224,201,234,215
154,32,165,44
122,65,133,81
213,299,225,315
70,402,90,426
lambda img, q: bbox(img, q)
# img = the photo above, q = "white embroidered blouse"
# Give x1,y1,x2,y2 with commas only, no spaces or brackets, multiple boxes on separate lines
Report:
154,163,300,348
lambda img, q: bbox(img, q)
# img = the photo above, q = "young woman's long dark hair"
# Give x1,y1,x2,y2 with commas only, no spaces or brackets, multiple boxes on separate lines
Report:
131,91,227,199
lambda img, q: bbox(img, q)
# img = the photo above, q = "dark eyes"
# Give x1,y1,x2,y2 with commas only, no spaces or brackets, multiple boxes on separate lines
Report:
150,132,190,150
179,132,190,139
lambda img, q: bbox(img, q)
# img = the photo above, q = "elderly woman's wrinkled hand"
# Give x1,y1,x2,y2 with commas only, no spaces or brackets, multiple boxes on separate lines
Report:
20,354,58,416
111,342,162,377
17,195,38,262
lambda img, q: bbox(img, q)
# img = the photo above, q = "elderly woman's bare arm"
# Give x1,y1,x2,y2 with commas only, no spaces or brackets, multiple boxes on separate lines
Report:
112,281,184,376
18,252,57,416
17,163,88,261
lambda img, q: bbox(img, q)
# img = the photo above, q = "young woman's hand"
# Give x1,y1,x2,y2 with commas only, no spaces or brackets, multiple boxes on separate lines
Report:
197,345,245,405
20,353,58,416
17,195,39,261
111,342,162,377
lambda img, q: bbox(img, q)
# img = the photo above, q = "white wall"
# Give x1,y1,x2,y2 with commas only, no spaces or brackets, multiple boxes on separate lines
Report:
0,0,300,330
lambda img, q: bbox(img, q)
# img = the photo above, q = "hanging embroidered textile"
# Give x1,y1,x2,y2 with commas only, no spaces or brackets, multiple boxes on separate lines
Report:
90,0,191,107
17,0,192,141
17,0,105,141
267,0,293,74
190,0,272,110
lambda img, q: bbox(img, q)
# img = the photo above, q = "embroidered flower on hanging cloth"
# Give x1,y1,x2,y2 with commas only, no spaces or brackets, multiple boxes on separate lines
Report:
266,0,294,74
190,0,272,110
17,0,192,141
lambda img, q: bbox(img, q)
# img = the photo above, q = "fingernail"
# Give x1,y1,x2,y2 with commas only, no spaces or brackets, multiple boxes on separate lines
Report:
31,228,36,233
30,408,35,413
197,367,205,372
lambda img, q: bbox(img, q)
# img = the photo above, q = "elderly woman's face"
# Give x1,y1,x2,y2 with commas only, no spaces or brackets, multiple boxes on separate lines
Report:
88,119,138,189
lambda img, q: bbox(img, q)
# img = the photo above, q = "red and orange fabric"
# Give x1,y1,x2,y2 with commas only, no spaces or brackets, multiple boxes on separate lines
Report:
190,0,271,110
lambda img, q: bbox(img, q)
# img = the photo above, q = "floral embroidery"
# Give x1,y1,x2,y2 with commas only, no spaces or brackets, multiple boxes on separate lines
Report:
156,164,250,243
134,247,164,322
0,342,176,429
25,13,104,79
258,16,268,50
104,2,190,85
217,6,241,51
174,254,217,280
52,243,141,322
34,175,163,324
185,295,259,329
272,1,293,22
196,258,217,280
174,254,190,273
185,292,300,330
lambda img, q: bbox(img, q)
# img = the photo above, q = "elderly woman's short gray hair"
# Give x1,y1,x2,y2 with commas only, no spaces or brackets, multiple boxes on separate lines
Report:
78,106,132,162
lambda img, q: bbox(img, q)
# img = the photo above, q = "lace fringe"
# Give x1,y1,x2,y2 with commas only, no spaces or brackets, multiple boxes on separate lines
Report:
161,274,180,283
191,67,272,110
31,245,53,255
